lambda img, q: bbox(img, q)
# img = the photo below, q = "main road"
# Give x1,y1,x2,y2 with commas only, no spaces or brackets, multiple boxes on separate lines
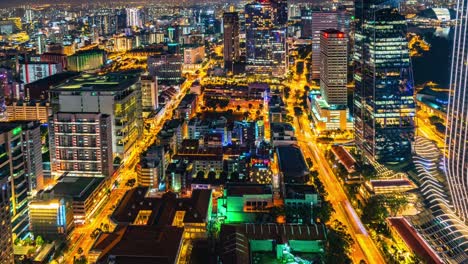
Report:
284,73,385,264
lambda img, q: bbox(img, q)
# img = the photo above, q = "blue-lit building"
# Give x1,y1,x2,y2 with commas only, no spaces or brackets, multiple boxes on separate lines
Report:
353,0,415,162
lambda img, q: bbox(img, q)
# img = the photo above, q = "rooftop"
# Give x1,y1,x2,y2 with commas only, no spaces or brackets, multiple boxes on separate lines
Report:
226,183,273,196
276,145,308,180
111,187,212,225
51,72,139,92
50,176,105,201
93,224,184,264
387,217,444,264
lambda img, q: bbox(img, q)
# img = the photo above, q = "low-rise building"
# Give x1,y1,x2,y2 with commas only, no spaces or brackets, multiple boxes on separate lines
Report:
220,223,326,263
270,122,297,146
29,198,74,240
6,101,51,123
217,183,273,223
46,176,108,225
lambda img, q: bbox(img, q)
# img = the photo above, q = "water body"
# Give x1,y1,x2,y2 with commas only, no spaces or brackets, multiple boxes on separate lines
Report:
409,26,454,88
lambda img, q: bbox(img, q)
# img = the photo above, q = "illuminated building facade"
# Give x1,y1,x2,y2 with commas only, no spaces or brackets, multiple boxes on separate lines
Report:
67,50,106,72
148,54,183,84
140,74,158,114
49,112,114,178
445,0,468,222
353,1,415,162
0,123,30,240
0,127,13,263
126,8,143,28
20,62,63,84
223,12,240,70
29,198,74,240
245,2,287,76
50,73,142,161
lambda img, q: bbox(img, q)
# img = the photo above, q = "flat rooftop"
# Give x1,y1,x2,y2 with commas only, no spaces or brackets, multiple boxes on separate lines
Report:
112,187,212,225
226,183,273,196
276,145,308,179
51,72,139,92
50,176,105,201
93,224,184,264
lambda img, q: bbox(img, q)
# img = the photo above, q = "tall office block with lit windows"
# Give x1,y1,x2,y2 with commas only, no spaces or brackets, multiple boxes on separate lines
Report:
445,0,468,222
49,112,113,178
223,12,240,70
353,0,415,162
50,73,142,162
0,127,14,264
0,123,31,243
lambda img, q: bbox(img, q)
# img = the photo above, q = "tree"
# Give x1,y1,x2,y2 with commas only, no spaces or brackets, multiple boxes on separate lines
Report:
219,99,229,109
230,171,240,181
314,200,334,223
77,247,83,255
243,111,250,120
208,171,217,181
361,195,389,229
325,220,354,264
236,105,241,112
386,195,408,217
35,235,45,247
248,103,253,110
74,256,88,264
196,171,205,179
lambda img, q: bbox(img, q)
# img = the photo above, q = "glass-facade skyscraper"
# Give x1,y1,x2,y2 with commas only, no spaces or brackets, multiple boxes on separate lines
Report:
245,1,287,76
353,0,415,162
445,0,468,222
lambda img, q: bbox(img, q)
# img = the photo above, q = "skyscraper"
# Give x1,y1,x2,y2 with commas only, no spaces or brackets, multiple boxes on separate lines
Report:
272,0,288,25
223,12,240,70
353,0,415,162
445,0,468,222
126,8,143,28
320,29,347,106
245,1,287,76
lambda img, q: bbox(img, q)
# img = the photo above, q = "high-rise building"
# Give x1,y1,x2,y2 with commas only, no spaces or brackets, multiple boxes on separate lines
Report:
223,12,240,70
0,123,31,240
0,126,13,263
245,1,287,76
20,62,63,84
353,1,415,162
320,29,347,106
141,74,158,114
445,0,468,222
50,73,142,162
17,121,43,192
67,50,106,72
272,0,288,25
311,29,351,131
49,112,114,178
126,8,143,28
148,54,183,84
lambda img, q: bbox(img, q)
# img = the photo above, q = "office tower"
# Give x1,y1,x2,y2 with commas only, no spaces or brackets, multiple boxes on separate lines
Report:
126,8,143,28
0,123,31,240
49,73,142,162
148,54,183,84
272,0,288,25
49,112,114,178
353,1,415,162
310,12,340,79
36,33,46,55
0,128,13,264
320,29,347,106
67,50,106,72
245,1,287,76
17,121,43,192
445,0,468,222
223,12,240,70
20,62,63,84
141,74,158,114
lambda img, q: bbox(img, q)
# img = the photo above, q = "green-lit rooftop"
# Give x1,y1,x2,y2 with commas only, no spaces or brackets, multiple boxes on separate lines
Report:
51,72,140,92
